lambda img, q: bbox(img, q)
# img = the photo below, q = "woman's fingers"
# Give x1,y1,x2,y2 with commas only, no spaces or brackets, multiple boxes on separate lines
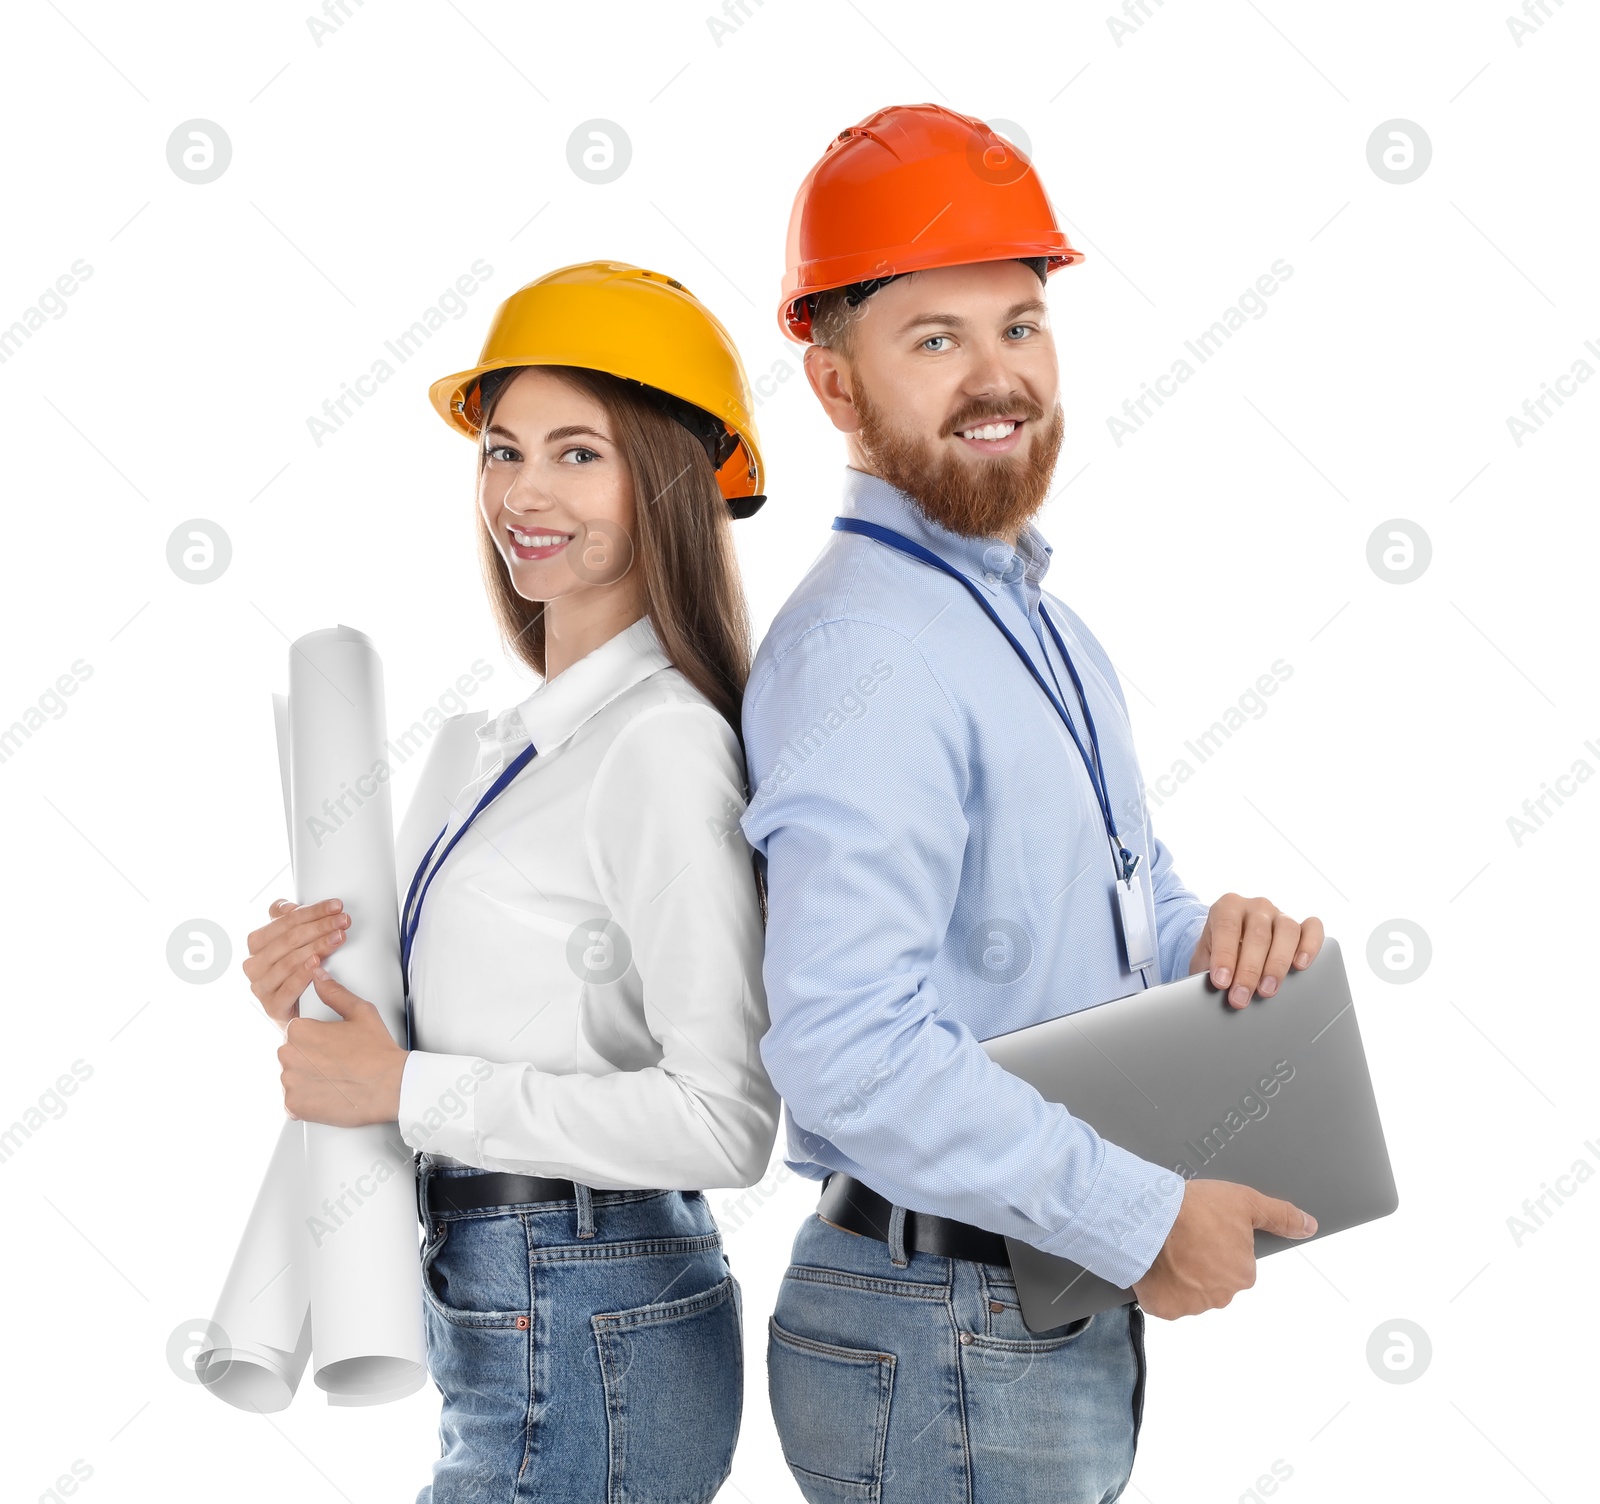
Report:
244,900,348,969
245,897,343,955
241,899,350,1024
254,933,350,1023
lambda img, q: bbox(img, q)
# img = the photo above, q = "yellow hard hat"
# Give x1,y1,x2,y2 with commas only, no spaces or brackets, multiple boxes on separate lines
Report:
429,260,766,519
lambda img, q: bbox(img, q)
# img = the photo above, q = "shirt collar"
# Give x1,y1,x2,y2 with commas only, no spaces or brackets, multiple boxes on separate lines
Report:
838,466,1053,596
478,613,671,757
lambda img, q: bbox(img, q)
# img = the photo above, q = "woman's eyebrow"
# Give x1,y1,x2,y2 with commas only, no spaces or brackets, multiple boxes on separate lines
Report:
543,425,609,443
483,423,609,443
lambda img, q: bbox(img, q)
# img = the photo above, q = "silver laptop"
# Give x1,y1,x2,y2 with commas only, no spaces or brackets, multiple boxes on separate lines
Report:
980,938,1398,1331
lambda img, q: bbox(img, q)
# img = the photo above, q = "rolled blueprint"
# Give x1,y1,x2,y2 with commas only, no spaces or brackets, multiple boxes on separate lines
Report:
287,624,427,1402
194,1116,314,1413
196,699,315,1412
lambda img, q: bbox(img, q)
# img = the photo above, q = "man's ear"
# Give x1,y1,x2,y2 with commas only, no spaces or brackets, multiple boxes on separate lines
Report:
803,343,861,435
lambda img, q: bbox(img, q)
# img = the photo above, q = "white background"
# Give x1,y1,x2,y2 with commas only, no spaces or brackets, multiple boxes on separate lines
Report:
2,1,1595,1500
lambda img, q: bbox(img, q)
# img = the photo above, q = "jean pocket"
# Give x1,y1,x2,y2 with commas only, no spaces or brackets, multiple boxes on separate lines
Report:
767,1315,895,1503
421,1216,531,1330
974,1274,1095,1351
592,1270,743,1504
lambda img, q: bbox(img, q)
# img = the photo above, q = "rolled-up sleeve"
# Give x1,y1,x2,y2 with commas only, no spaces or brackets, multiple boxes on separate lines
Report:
741,616,1184,1288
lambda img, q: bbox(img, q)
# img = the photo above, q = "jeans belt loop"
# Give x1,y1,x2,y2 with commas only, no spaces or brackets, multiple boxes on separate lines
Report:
413,1151,430,1227
886,1203,910,1267
575,1182,595,1239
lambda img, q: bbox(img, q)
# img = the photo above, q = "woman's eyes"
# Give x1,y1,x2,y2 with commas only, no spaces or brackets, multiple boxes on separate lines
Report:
484,445,600,463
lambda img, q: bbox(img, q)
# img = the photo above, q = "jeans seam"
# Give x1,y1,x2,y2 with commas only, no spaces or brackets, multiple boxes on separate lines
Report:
784,1265,948,1300
530,1232,722,1265
1129,1302,1147,1458
426,1186,671,1222
769,1312,897,1366
948,1286,975,1504
515,1214,536,1492
591,1270,737,1329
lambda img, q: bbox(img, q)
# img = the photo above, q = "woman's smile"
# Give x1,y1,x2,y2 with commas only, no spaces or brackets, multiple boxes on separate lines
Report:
506,523,575,561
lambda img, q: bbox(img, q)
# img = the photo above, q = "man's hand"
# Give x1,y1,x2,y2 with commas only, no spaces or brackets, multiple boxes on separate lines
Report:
1132,1179,1317,1319
278,966,407,1127
1189,894,1324,1009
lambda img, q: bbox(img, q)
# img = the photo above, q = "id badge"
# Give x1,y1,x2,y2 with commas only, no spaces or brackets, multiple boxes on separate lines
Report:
1115,871,1156,973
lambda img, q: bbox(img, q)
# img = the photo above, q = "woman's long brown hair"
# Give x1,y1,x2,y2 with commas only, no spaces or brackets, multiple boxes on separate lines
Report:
472,363,755,763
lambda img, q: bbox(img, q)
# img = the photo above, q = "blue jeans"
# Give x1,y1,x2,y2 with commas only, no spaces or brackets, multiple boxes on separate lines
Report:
767,1211,1146,1504
414,1156,743,1503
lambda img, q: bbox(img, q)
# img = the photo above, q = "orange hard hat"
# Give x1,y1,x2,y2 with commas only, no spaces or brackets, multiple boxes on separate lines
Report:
778,102,1085,344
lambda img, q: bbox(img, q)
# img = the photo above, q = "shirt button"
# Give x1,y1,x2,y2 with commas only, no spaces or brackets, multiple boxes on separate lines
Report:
959,1331,974,1345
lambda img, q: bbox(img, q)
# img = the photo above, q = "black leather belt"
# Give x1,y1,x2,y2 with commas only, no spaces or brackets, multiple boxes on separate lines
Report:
424,1169,580,1217
817,1172,1010,1267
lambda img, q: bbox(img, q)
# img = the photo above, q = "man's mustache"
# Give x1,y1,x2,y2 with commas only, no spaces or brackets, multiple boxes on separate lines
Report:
944,402,1043,434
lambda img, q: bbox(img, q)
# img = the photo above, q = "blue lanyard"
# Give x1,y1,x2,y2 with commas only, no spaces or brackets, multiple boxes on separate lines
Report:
831,516,1138,883
399,741,540,1036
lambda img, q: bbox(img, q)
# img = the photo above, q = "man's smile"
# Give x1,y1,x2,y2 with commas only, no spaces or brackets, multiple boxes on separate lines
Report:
952,416,1026,454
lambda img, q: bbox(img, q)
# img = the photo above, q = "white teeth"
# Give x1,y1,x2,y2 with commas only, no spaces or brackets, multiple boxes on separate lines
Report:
511,530,569,547
959,421,1017,441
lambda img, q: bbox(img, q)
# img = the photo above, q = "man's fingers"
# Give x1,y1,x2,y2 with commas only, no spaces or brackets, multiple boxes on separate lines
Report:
1256,916,1302,998
1252,1191,1317,1239
1226,900,1277,1007
1292,915,1326,970
1205,895,1245,987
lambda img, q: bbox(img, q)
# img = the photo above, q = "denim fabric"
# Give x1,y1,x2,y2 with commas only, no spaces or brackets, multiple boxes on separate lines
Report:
767,1212,1146,1504
414,1156,744,1503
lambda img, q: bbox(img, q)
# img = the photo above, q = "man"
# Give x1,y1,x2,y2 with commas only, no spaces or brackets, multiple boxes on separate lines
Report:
740,103,1323,1503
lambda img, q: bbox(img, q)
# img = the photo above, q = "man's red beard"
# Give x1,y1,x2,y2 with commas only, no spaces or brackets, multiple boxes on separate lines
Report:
853,379,1065,541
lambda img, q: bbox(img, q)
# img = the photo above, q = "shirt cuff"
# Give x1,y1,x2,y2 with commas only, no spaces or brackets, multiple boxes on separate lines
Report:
1039,1139,1187,1289
397,1050,492,1162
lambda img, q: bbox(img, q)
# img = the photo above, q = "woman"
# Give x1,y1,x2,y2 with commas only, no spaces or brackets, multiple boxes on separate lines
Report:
241,261,780,1502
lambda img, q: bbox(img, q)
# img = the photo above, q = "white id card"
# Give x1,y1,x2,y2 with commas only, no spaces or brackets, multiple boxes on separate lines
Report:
1115,871,1156,973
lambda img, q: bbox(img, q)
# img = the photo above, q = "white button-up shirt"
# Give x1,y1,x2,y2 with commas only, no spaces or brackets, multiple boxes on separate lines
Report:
397,613,779,1192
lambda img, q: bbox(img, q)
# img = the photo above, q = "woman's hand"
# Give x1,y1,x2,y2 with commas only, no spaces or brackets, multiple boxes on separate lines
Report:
278,967,408,1127
242,898,351,1028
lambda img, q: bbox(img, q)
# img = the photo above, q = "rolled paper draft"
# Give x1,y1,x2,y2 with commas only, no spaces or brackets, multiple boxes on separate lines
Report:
273,693,294,860
287,624,426,1401
194,1116,314,1413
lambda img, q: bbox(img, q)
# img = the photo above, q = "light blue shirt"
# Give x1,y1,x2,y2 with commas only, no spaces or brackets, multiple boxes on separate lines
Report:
739,467,1213,1288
